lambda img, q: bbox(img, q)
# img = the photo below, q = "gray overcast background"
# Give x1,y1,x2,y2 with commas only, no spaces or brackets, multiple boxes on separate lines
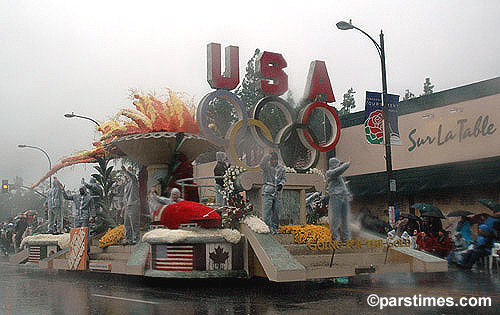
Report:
1,0,500,190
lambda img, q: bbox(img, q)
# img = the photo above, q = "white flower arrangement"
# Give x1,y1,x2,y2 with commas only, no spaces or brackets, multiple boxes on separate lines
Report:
284,166,297,173
222,166,245,201
220,166,254,228
142,227,242,244
21,233,70,250
243,215,270,234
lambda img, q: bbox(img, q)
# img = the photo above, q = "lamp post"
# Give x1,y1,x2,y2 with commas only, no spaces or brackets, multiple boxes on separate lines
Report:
336,19,395,212
64,112,100,126
18,144,53,188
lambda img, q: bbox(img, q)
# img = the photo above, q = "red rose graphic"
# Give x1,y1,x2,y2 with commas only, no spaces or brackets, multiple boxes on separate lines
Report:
367,110,383,137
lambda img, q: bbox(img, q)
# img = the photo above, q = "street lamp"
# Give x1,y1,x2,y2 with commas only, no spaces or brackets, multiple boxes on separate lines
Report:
18,144,53,187
64,112,100,126
336,19,395,212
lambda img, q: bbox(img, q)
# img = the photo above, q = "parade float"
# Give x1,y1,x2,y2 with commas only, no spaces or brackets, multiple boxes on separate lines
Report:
11,43,447,282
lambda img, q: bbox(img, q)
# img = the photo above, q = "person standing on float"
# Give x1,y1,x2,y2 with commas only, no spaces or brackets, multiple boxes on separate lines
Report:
327,157,352,240
260,152,286,234
63,185,95,228
214,151,229,206
121,166,140,245
44,177,64,234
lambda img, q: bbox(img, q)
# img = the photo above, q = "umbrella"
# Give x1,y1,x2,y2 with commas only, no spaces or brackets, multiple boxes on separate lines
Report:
399,213,420,221
410,203,432,212
411,203,445,219
447,210,473,217
478,199,500,212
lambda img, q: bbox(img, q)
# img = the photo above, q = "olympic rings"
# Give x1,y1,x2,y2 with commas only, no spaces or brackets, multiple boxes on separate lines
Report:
196,90,248,147
197,90,341,171
278,123,320,171
251,96,294,149
226,119,274,171
298,101,341,152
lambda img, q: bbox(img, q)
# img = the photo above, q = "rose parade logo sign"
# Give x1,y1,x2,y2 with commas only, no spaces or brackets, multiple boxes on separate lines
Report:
365,109,384,144
196,43,341,171
364,91,400,145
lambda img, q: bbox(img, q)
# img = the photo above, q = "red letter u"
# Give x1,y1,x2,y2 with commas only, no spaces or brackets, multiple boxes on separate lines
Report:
207,43,239,90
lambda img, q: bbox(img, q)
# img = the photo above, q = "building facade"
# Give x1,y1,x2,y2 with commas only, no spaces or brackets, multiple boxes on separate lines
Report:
334,77,500,218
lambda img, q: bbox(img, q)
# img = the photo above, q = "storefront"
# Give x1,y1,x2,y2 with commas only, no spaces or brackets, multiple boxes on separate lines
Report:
335,76,500,217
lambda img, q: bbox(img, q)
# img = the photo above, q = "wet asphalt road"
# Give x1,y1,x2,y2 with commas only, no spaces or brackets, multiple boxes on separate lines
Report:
0,259,499,315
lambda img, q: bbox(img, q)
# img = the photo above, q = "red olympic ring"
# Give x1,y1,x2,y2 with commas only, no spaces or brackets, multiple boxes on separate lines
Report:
298,101,341,152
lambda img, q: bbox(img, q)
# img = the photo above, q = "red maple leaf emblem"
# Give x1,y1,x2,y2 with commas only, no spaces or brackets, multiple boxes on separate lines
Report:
209,246,229,265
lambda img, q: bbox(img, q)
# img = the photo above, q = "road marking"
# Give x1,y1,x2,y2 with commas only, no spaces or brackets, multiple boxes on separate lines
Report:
93,294,159,305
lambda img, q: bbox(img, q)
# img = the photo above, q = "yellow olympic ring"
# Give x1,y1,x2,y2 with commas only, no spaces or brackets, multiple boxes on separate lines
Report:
226,119,274,171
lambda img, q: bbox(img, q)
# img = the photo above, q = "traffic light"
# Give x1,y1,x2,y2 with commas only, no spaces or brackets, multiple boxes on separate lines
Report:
2,180,8,193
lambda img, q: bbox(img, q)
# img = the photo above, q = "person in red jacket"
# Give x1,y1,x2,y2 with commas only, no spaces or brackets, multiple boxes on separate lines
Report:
416,231,436,252
432,230,452,258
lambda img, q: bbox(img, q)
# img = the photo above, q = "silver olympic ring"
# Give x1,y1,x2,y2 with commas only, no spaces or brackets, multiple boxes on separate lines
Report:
196,90,248,147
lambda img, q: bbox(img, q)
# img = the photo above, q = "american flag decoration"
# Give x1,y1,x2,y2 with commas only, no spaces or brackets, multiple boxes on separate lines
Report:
28,246,41,262
153,245,194,271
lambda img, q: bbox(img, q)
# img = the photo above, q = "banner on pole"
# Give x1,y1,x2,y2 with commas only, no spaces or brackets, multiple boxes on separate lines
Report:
387,94,401,145
363,91,400,145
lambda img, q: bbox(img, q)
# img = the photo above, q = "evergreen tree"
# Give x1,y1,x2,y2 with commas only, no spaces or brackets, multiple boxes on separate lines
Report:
236,49,265,114
422,77,434,95
285,90,296,108
338,87,356,116
403,89,415,101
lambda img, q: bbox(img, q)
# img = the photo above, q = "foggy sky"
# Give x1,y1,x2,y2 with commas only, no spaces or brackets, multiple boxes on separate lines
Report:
1,0,500,190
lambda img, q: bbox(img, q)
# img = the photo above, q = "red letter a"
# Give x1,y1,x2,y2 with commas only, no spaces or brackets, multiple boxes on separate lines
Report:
304,61,335,102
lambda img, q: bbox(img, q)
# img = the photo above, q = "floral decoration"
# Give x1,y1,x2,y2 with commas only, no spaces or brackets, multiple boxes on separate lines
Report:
220,166,254,229
220,203,254,229
306,195,328,224
279,224,332,248
98,224,125,248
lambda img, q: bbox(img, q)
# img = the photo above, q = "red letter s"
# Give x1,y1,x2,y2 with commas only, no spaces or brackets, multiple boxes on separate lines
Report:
256,51,288,96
